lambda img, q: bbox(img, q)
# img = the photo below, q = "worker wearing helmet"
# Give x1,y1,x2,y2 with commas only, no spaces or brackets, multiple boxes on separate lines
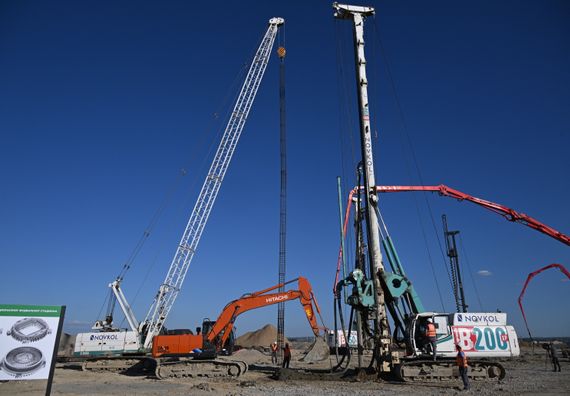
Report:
425,318,437,361
456,344,470,390
270,341,278,365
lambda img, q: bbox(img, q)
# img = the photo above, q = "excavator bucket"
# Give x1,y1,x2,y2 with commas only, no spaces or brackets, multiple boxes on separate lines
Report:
300,336,329,363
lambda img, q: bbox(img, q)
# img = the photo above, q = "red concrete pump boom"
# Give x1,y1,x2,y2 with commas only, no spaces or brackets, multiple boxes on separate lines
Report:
334,184,568,293
372,184,569,246
518,263,570,339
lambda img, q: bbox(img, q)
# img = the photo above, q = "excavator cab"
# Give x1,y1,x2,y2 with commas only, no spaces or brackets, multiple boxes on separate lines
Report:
202,319,235,356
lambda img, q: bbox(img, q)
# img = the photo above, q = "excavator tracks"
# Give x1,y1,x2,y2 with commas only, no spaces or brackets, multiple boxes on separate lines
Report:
394,359,505,382
81,356,148,374
155,358,248,379
81,356,248,379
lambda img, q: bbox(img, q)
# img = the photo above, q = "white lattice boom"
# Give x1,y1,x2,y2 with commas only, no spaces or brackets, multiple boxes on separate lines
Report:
142,17,284,349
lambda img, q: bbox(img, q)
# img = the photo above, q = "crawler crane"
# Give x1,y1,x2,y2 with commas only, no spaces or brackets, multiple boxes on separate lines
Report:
74,17,285,378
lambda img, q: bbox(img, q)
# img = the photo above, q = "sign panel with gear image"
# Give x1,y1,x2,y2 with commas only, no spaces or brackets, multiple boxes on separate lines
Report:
0,305,65,381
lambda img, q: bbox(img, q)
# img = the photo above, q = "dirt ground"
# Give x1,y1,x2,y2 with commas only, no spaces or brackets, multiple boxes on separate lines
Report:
1,346,568,396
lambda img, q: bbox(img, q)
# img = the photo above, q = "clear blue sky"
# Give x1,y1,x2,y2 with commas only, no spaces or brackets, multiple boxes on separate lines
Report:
1,1,568,338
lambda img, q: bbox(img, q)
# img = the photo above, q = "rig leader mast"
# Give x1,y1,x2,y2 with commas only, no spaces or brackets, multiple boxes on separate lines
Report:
333,3,395,371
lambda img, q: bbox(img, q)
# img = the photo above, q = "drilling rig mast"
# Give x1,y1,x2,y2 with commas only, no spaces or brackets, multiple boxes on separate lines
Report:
333,2,394,372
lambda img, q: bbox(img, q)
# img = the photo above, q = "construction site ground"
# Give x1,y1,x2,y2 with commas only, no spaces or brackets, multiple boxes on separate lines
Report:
1,345,568,395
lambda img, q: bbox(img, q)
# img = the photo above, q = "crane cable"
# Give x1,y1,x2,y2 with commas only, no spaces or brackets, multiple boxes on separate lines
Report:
95,168,187,324
333,17,361,329
96,46,253,328
370,18,450,310
276,26,287,363
458,233,484,311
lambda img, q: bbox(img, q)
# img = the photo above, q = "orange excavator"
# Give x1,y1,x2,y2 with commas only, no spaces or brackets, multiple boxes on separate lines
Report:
152,276,326,359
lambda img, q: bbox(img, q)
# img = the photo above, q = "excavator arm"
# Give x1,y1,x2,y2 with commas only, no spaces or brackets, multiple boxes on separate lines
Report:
206,277,324,349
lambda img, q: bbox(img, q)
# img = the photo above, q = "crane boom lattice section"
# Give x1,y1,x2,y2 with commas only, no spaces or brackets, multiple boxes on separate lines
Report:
142,18,284,349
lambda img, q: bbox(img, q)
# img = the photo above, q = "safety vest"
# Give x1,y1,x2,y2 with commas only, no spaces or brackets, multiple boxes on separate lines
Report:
426,323,436,338
271,343,278,352
456,351,468,367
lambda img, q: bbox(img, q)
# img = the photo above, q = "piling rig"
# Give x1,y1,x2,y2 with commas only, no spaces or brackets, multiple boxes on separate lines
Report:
333,2,523,381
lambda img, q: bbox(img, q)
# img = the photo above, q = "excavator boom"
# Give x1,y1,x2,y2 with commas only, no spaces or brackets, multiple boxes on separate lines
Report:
207,277,322,348
152,277,325,357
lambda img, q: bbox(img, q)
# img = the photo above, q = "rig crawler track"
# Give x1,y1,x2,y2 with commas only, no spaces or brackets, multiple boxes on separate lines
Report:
394,359,506,381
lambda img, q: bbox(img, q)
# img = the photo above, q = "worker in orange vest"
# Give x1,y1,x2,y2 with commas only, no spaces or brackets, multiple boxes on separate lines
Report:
425,318,437,361
270,341,278,365
456,344,470,390
282,343,291,368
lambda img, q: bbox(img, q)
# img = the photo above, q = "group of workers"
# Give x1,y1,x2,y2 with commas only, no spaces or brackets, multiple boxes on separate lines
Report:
270,341,291,368
419,317,470,391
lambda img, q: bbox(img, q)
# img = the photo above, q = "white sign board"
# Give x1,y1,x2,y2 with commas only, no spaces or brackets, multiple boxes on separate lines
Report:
327,330,358,348
0,305,65,381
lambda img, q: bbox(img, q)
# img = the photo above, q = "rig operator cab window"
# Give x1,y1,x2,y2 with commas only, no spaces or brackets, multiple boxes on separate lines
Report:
410,313,454,356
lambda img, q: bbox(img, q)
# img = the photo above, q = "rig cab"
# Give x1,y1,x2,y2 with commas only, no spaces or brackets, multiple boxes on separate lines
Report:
406,312,520,359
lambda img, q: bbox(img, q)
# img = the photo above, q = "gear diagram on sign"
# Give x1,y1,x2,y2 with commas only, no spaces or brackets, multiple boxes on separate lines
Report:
7,317,51,343
0,347,46,377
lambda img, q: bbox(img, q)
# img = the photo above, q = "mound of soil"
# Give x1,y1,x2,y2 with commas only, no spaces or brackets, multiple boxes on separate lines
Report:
235,324,289,348
300,336,330,362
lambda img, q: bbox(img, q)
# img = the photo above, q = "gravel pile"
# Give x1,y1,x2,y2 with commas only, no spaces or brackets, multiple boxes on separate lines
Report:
235,324,289,348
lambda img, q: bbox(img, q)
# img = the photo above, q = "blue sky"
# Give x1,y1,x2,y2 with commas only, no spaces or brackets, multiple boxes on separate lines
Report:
1,1,568,339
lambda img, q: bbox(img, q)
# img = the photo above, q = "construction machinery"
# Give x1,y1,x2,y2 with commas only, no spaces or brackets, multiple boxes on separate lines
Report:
333,180,569,380
518,263,570,339
74,16,285,378
373,185,570,246
442,215,468,313
151,276,327,379
331,2,541,381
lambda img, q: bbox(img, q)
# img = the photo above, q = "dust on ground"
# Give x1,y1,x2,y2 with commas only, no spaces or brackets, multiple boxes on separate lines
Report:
1,346,568,396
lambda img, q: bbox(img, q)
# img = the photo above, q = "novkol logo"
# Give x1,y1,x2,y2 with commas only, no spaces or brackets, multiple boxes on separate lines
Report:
458,314,501,323
90,334,119,341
